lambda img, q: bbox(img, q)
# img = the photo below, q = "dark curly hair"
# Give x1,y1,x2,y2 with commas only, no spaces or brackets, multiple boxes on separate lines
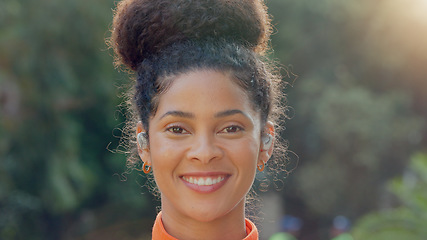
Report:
108,0,292,194
111,0,271,71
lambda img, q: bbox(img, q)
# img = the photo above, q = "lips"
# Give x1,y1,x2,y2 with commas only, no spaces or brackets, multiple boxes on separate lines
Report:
180,174,229,193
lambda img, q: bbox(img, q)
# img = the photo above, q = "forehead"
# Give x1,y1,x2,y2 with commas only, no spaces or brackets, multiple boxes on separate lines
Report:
153,70,259,119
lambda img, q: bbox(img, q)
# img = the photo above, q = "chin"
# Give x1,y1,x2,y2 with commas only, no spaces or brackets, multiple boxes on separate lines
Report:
188,211,226,223
178,203,229,222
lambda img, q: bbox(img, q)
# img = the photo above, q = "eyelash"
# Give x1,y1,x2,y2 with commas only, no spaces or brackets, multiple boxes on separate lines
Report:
165,125,244,134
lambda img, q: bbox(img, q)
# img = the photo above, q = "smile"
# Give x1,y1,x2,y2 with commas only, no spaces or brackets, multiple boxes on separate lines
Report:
182,176,226,186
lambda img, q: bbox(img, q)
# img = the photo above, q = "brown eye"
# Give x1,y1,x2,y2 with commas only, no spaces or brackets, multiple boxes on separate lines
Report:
220,125,243,133
166,126,189,134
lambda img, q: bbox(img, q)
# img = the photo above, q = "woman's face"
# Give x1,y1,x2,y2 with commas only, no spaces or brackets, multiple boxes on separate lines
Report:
142,69,270,223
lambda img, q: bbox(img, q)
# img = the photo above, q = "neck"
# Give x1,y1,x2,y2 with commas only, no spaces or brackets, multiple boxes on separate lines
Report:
160,200,247,240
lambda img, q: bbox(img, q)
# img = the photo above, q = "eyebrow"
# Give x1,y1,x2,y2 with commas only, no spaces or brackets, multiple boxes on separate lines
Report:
159,111,195,120
159,109,251,120
214,109,250,119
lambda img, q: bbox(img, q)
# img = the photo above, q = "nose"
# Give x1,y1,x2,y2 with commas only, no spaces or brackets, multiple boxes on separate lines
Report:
187,133,223,164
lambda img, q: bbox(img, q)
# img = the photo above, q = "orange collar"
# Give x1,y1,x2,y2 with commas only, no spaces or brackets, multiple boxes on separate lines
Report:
152,212,258,240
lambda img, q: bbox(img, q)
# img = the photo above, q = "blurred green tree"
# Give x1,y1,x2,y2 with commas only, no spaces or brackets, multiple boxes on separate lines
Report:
351,153,427,240
292,73,424,217
0,0,155,239
267,0,427,238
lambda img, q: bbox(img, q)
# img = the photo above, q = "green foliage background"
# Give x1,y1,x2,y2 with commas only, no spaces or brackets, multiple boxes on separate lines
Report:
352,153,427,240
0,0,426,239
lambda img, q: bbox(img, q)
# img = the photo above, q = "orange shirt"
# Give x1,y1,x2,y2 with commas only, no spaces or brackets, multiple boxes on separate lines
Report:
152,212,259,240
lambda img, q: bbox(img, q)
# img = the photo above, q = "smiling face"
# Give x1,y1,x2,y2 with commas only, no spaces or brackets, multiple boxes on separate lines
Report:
139,69,272,226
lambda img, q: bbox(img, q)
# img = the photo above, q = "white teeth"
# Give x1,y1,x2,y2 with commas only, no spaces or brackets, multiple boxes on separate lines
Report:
183,176,225,186
198,178,205,185
214,176,223,184
205,178,213,185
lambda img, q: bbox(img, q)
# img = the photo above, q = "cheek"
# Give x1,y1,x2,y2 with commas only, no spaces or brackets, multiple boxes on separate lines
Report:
149,136,178,170
228,138,260,168
148,139,181,192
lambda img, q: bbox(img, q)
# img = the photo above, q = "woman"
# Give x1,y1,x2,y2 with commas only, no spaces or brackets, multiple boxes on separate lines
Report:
109,0,289,239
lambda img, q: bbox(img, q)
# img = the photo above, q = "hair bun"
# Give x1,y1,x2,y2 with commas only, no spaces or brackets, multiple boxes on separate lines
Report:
110,0,272,71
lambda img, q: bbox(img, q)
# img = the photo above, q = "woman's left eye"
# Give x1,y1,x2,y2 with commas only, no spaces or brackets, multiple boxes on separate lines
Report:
220,125,243,133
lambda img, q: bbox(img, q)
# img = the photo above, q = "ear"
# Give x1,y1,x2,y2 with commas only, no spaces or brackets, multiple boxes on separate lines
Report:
136,121,151,165
259,121,275,164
